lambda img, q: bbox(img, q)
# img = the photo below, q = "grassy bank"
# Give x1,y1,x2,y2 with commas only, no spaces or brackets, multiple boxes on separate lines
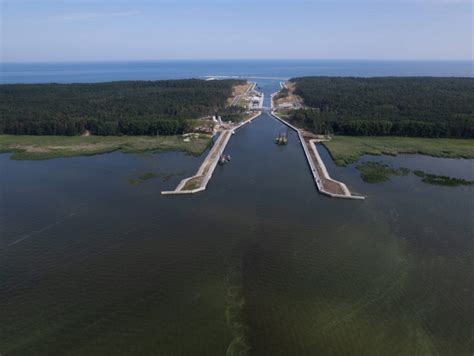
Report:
322,136,474,166
0,134,212,160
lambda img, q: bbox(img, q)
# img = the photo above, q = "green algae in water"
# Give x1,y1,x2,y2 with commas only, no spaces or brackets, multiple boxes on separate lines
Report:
128,172,157,185
225,261,250,356
356,161,410,183
414,170,474,186
356,162,473,187
158,171,184,182
129,171,184,185
138,172,158,180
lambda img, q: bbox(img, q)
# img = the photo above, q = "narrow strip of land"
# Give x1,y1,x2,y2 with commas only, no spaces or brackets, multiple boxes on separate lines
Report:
162,111,262,195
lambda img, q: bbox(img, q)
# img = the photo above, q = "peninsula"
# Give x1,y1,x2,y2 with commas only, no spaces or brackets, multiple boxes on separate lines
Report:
0,79,253,159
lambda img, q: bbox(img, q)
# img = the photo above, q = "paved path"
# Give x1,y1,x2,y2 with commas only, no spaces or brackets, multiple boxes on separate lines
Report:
269,98,365,200
162,111,262,195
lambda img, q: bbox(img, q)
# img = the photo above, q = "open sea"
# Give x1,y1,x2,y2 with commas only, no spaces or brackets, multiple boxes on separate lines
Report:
1,59,473,84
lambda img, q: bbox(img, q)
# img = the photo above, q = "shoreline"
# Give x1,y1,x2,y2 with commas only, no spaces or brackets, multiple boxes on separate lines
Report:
162,111,262,195
269,109,365,200
162,82,264,195
271,89,364,199
321,136,474,166
0,81,257,161
0,134,213,160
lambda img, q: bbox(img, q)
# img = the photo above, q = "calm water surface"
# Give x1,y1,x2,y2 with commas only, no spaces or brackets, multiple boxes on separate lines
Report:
0,80,473,355
1,59,473,84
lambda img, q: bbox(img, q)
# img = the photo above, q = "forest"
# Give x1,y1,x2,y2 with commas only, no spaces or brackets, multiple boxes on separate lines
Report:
0,79,245,136
288,77,474,138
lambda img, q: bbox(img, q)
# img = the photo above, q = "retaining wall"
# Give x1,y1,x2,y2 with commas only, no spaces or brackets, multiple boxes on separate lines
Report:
162,111,262,195
269,97,365,200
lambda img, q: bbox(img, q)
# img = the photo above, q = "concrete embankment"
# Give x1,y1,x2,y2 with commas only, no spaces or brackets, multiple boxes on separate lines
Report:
270,93,365,200
162,111,262,195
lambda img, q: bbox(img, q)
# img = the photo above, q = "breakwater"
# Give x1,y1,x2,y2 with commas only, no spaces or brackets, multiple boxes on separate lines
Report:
270,92,365,200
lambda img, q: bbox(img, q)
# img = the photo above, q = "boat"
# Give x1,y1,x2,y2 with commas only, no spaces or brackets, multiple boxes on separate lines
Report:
219,154,231,165
275,131,288,145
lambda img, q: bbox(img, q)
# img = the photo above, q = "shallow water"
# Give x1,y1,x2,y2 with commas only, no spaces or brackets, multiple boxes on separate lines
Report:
1,81,473,355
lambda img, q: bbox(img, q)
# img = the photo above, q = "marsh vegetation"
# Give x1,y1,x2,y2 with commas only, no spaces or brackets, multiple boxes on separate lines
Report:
0,134,212,160
413,170,474,186
321,136,474,166
356,162,409,183
356,160,473,186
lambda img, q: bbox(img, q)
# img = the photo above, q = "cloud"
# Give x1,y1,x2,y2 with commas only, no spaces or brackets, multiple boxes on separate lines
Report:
54,10,141,22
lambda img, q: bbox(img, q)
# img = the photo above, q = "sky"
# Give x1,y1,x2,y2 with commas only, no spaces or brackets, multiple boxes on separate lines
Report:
1,0,473,62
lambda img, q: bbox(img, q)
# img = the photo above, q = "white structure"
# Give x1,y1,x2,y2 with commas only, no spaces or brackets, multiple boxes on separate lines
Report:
278,103,294,109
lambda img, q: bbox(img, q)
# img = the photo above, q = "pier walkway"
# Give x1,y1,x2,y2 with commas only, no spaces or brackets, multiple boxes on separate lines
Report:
270,91,365,200
162,111,262,195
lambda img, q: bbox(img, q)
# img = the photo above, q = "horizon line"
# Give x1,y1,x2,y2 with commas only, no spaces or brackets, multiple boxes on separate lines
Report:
2,58,473,65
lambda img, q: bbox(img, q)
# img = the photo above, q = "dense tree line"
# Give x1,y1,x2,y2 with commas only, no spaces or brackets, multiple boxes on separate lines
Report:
288,77,474,138
0,79,245,136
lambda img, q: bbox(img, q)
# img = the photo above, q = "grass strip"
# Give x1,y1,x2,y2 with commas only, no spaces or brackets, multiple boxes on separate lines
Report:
0,134,212,160
322,136,474,166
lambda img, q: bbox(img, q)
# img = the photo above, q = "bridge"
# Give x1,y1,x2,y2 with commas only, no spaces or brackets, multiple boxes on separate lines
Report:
251,106,270,112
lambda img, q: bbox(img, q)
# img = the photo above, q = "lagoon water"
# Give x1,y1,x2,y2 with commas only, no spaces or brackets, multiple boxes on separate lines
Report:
0,64,473,355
